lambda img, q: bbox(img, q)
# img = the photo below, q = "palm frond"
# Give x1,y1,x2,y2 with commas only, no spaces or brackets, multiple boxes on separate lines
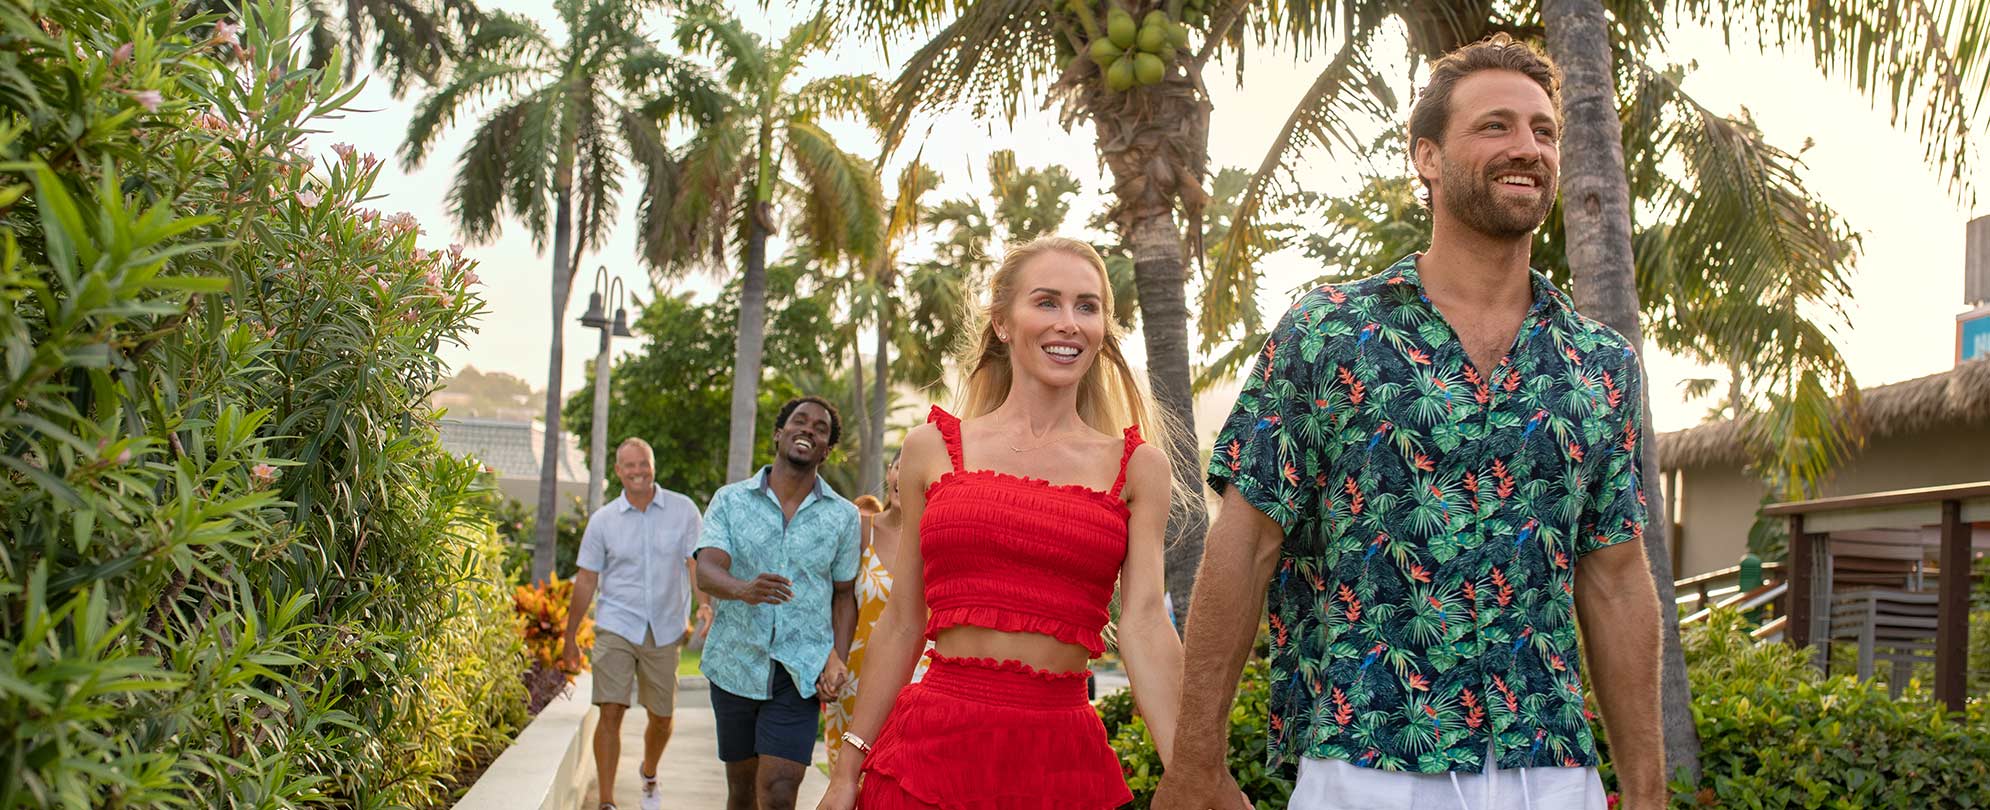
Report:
788,74,886,134
1208,27,1393,345
1679,0,1990,198
447,97,535,243
465,8,557,67
656,121,754,273
880,0,1064,148
401,60,544,170
675,9,768,93
571,91,625,261
622,47,734,127
782,119,886,264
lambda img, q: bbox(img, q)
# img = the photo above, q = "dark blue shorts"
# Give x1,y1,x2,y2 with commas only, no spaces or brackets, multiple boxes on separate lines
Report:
709,665,818,764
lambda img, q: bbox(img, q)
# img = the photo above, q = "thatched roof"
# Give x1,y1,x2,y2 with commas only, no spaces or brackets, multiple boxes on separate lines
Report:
1658,358,1990,470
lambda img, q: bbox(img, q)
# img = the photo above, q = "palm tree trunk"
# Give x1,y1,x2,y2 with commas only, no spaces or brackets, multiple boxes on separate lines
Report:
870,302,889,494
533,187,574,584
725,206,771,483
1127,211,1210,624
1544,0,1700,783
852,325,874,496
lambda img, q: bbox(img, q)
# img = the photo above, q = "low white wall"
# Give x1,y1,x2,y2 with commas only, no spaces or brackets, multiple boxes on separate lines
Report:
454,672,598,810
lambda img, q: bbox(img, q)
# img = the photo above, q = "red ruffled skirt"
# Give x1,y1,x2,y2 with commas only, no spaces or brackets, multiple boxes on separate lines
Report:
858,651,1131,810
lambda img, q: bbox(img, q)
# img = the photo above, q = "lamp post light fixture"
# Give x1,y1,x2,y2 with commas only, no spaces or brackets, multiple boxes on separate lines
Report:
579,266,633,512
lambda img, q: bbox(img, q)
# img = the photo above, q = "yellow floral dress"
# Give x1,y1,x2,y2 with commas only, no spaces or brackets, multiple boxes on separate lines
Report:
823,514,929,766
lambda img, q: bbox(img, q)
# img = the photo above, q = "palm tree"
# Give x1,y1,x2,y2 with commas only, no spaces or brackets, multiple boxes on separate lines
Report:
399,0,710,582
634,9,884,484
850,157,941,495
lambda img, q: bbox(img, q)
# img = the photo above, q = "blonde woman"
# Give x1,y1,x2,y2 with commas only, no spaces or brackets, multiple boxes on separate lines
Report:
817,237,1184,810
822,452,930,767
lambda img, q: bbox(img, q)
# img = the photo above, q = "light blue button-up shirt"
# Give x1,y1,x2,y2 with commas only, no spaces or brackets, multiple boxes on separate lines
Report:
696,467,859,700
576,483,703,645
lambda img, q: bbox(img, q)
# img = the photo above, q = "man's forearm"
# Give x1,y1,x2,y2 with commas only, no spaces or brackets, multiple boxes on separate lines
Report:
564,576,596,642
695,553,749,600
1579,560,1666,801
831,588,857,657
1173,509,1282,767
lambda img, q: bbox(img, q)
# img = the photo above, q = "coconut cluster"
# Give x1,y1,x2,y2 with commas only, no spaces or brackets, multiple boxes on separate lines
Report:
1070,2,1194,92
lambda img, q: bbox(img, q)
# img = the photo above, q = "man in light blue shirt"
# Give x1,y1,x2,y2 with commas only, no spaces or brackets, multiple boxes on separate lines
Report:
696,396,859,810
561,438,709,810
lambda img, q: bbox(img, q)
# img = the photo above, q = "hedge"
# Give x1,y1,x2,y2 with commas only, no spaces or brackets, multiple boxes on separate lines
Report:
0,1,525,808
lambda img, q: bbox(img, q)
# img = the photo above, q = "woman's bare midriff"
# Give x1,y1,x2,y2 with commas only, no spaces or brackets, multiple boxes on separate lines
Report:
932,625,1091,674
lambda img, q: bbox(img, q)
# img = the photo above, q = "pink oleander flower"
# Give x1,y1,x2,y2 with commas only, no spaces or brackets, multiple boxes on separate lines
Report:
251,462,278,487
115,447,133,465
213,20,241,47
128,89,162,112
362,153,380,171
461,269,481,286
386,212,420,233
112,43,134,66
424,269,442,288
436,292,455,308
295,189,321,208
401,309,419,323
359,208,381,225
331,142,354,160
448,243,464,258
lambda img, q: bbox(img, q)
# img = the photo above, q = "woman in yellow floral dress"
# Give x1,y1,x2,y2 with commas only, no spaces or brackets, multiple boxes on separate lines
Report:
824,452,929,766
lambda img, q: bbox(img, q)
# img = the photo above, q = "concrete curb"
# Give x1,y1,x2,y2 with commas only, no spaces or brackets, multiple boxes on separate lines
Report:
453,672,599,810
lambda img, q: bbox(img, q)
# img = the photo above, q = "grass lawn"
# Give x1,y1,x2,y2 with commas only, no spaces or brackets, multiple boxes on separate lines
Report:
679,646,701,677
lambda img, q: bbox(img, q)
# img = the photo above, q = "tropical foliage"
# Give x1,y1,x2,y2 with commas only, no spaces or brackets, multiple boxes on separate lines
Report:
0,2,524,808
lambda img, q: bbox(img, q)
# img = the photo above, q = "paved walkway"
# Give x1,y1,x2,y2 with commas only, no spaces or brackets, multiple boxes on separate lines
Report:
597,669,1132,810
594,679,829,810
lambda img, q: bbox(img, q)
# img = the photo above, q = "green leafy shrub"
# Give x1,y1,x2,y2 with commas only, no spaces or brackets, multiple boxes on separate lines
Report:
1097,656,1295,809
0,1,524,807
1662,611,1990,808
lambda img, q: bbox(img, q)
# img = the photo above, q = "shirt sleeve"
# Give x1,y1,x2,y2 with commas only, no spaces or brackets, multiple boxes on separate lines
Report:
1577,348,1650,557
576,511,607,572
1206,297,1324,533
696,489,733,558
681,498,704,561
831,506,861,583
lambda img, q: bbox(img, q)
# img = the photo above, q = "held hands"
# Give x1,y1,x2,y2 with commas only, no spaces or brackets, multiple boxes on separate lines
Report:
689,603,714,646
737,573,794,605
816,653,850,701
814,776,858,810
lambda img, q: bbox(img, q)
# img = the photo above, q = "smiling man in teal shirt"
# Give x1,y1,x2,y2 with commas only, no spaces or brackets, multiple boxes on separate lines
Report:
696,395,860,810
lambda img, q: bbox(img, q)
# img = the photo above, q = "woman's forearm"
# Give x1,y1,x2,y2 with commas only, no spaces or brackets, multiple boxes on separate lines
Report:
830,595,927,780
1118,604,1185,767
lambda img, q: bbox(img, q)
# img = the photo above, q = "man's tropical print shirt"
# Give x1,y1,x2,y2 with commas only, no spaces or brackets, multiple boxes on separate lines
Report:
1207,254,1648,774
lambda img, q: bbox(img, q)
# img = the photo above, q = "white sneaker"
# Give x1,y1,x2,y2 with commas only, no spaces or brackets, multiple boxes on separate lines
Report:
640,774,661,810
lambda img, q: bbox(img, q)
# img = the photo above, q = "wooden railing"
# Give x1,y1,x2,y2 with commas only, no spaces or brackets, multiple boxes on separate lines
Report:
1763,481,1990,713
1674,561,1785,613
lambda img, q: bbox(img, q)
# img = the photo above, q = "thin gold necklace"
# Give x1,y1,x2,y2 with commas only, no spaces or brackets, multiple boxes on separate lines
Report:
1008,421,1060,453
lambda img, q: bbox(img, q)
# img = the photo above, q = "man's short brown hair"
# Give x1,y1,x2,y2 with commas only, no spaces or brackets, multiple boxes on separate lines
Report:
1407,33,1563,197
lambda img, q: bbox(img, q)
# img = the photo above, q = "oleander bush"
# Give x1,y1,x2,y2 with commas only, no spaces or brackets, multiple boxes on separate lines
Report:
0,1,526,807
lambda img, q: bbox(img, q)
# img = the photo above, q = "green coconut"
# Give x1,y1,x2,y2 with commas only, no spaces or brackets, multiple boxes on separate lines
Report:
1106,7,1136,49
1133,52,1165,85
1106,54,1137,91
1089,38,1123,68
1168,21,1189,47
1137,20,1168,52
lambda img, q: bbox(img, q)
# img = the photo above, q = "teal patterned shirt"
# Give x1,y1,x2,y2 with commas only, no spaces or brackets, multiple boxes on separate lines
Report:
1208,254,1648,774
696,467,860,700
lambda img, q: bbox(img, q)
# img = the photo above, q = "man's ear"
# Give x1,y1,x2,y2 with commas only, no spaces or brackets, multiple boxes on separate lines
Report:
1412,137,1441,192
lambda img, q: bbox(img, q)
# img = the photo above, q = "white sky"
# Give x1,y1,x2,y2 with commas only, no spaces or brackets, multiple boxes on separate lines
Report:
300,2,1989,437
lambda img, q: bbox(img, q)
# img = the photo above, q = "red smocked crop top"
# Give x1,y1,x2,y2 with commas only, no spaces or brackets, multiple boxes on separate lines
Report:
919,406,1141,658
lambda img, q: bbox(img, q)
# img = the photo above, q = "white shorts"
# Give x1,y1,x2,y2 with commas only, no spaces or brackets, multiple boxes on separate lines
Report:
1289,743,1607,810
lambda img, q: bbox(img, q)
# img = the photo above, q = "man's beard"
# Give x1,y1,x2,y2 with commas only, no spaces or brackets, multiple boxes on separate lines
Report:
1439,156,1555,239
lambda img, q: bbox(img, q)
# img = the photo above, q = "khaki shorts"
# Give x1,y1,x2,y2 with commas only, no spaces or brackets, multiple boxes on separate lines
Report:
590,628,681,715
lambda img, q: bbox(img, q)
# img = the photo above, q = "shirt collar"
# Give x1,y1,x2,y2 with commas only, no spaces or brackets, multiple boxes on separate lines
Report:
613,482,660,513
749,465,834,499
1382,252,1574,319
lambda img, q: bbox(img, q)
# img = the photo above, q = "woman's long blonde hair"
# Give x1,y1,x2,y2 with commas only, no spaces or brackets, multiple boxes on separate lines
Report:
956,236,1164,444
